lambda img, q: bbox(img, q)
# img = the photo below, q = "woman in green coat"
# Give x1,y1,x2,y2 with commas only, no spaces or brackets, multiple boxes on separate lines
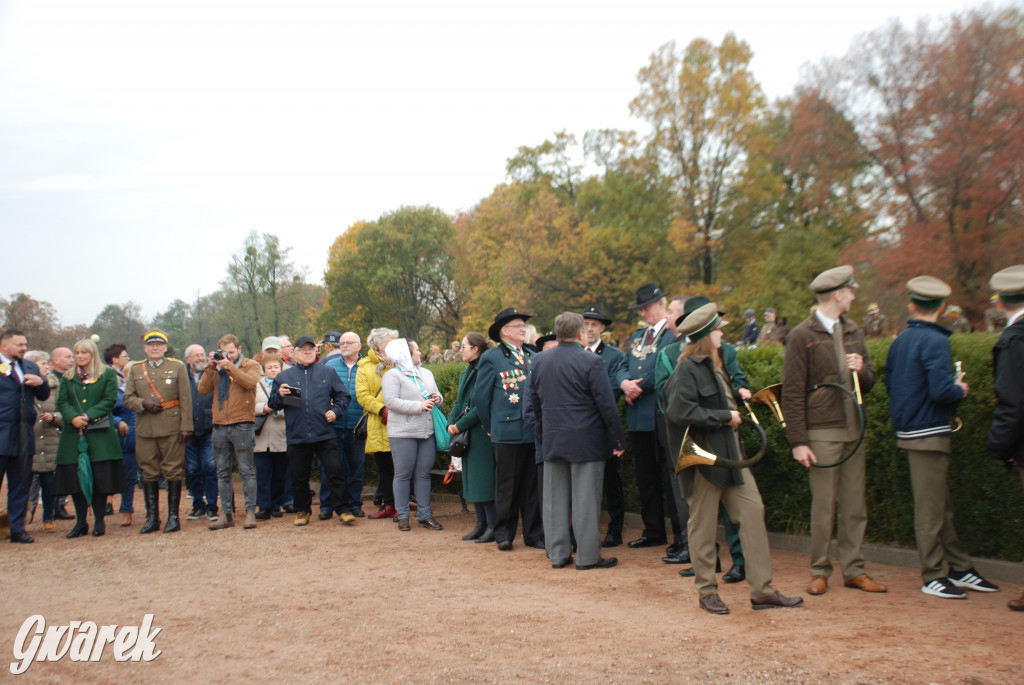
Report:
446,332,497,542
54,338,126,538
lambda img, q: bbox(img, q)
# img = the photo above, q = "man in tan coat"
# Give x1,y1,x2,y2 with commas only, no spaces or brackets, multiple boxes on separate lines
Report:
123,329,193,534
199,334,261,530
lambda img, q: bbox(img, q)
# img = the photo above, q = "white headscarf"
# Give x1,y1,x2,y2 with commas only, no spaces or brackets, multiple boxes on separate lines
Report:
384,338,418,378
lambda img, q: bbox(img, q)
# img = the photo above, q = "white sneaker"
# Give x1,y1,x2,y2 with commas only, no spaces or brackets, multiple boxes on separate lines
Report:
949,568,999,592
922,578,966,599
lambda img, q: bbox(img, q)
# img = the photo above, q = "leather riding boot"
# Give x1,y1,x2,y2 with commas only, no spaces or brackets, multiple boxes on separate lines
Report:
462,521,487,541
140,482,161,534
163,480,181,533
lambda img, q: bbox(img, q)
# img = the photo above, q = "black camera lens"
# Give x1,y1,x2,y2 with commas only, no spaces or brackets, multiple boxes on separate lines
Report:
213,350,225,361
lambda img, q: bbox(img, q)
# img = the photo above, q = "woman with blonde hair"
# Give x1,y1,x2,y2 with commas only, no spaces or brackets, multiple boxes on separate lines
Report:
53,338,126,538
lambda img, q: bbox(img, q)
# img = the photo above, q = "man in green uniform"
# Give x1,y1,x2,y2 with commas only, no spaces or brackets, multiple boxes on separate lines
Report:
123,329,193,534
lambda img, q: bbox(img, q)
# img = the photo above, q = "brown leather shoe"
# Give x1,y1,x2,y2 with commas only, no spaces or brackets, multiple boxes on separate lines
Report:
845,573,888,593
699,593,729,615
1008,593,1024,611
243,511,257,529
209,514,235,530
120,513,132,527
807,575,828,595
751,591,804,610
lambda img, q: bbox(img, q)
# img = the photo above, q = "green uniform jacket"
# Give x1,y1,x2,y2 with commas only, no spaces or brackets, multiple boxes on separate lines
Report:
55,367,124,465
655,338,749,410
621,324,672,432
447,361,495,502
475,343,534,444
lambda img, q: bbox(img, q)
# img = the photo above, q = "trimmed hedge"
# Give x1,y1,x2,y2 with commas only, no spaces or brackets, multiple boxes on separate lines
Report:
425,333,1024,562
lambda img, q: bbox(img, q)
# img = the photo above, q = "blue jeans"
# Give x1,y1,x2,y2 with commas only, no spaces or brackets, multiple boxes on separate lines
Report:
119,450,138,513
321,427,366,513
212,424,257,515
390,437,434,521
30,472,55,521
185,431,218,512
255,450,288,512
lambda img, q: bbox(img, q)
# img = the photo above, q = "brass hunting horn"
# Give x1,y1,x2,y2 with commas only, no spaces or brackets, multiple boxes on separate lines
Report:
675,416,768,474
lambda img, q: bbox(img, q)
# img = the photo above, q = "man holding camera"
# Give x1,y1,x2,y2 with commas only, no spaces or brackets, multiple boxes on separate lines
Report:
123,329,193,534
268,336,356,527
199,334,261,530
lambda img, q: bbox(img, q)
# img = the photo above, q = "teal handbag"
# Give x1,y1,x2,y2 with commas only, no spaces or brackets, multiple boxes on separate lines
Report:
412,375,450,452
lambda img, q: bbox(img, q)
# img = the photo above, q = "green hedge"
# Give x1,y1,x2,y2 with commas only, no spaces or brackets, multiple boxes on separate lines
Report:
425,334,1024,562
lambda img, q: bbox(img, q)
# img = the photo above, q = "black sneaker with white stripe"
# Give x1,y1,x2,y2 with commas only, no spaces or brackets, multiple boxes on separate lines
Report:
949,568,999,592
922,578,966,599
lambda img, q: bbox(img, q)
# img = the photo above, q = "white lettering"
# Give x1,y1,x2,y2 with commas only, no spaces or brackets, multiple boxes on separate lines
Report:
127,615,162,662
10,615,44,675
35,625,73,663
68,622,97,661
112,626,138,661
90,625,118,662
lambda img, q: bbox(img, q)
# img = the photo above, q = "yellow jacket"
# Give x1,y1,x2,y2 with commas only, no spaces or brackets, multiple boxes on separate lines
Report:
356,348,391,454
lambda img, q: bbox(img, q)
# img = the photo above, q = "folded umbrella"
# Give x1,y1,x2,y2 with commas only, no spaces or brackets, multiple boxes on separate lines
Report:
77,431,94,502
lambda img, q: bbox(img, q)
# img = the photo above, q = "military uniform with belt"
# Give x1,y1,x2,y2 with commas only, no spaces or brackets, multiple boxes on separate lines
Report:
123,329,193,534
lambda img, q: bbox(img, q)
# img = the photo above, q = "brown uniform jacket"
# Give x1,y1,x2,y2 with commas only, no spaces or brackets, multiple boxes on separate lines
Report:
781,313,875,447
123,358,194,438
197,356,260,425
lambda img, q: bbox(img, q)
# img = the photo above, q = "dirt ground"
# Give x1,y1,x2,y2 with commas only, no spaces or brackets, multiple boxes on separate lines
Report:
2,482,1020,684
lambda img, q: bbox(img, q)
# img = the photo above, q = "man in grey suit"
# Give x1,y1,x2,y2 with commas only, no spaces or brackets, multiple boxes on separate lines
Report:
529,312,627,570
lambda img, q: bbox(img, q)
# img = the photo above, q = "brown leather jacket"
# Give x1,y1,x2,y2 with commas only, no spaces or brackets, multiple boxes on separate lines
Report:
781,313,875,447
198,356,261,425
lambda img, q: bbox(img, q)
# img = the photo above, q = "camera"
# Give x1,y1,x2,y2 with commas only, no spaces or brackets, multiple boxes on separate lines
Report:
212,350,225,361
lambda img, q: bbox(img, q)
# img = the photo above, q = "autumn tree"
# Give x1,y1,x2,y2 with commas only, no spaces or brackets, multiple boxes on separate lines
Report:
630,34,767,286
320,207,459,343
91,302,148,358
809,8,1024,322
0,293,63,351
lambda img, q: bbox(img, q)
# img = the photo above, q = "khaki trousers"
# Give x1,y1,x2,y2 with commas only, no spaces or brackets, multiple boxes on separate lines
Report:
807,439,867,580
137,435,185,482
686,469,773,599
904,443,972,582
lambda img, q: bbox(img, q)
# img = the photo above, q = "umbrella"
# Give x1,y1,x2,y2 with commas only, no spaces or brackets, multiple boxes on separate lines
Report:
77,431,94,502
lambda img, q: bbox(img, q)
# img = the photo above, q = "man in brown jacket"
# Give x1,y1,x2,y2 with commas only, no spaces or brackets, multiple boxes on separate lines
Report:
199,334,261,530
782,266,887,597
123,329,193,534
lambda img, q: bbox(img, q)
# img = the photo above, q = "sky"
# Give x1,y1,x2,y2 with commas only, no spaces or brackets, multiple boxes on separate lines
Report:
0,0,988,327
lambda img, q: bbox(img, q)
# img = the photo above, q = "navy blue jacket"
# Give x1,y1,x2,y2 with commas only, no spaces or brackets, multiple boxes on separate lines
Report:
884,319,964,440
0,358,49,457
528,342,626,462
987,316,1024,464
268,361,350,444
188,369,214,434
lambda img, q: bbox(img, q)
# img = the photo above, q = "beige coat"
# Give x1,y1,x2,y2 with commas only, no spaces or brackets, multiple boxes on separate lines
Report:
254,377,287,453
31,372,62,472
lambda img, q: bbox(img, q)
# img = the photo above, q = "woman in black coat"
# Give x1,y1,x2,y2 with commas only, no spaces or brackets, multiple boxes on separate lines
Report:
662,303,802,616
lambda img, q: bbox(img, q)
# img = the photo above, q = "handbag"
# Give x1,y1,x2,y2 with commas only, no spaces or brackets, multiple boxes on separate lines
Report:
354,386,381,439
254,414,268,435
431,406,450,453
85,415,111,433
448,429,470,458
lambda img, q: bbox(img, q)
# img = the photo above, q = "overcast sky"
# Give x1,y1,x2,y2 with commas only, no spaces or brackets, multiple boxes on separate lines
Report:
0,0,984,327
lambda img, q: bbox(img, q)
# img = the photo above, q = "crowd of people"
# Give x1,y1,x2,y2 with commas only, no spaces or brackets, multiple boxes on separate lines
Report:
1,263,1023,615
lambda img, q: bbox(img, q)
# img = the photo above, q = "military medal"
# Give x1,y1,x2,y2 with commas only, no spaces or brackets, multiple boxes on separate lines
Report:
509,392,520,405
166,378,173,384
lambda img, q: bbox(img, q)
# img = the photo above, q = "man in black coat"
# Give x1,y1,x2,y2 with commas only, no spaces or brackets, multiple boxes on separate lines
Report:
986,265,1024,611
0,330,50,543
529,312,626,570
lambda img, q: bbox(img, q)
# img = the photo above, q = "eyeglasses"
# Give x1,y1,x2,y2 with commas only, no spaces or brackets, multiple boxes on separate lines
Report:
503,323,527,330
339,341,360,346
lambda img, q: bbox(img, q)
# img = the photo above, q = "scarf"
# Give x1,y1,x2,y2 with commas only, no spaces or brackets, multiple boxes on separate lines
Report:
217,352,245,410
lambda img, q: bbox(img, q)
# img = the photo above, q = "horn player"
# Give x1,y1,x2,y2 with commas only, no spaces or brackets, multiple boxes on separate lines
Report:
885,275,998,599
662,303,803,615
782,265,887,596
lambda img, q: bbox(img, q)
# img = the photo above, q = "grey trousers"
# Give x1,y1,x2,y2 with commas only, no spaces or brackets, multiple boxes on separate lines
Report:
213,423,257,514
543,459,604,566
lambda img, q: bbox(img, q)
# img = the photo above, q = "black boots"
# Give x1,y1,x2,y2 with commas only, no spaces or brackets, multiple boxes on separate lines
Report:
462,521,487,541
140,482,161,534
163,480,181,533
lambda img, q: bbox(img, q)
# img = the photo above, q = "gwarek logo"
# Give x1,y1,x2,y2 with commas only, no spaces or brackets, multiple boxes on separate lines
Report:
11,614,161,675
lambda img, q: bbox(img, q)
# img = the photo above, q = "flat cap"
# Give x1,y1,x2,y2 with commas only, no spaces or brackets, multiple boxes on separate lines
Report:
990,265,1024,302
677,302,727,342
907,276,951,307
261,336,282,351
810,265,857,294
